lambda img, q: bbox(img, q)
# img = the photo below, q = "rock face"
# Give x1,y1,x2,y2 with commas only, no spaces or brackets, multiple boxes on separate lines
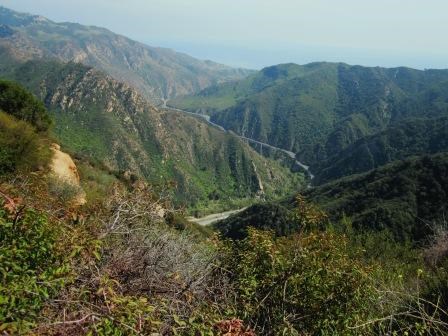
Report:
50,144,79,185
50,143,86,206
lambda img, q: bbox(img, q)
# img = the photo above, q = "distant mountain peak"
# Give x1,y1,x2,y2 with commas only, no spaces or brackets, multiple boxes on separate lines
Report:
0,6,50,26
0,6,253,104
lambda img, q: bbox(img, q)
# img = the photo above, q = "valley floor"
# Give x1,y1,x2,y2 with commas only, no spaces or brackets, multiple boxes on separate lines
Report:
187,207,247,226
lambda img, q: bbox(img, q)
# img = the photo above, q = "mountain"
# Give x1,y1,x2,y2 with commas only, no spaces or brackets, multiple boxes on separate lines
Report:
0,6,253,105
0,58,302,208
216,153,448,243
2,82,447,336
3,6,448,336
213,202,295,240
306,153,448,242
172,62,448,170
313,117,448,184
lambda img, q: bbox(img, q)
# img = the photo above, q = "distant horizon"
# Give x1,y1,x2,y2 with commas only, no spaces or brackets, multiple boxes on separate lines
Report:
1,1,447,71
152,40,448,71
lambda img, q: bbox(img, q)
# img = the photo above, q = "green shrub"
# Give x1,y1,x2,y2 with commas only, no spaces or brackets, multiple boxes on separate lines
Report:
0,208,71,333
47,175,84,204
0,111,51,174
221,229,379,335
0,79,52,132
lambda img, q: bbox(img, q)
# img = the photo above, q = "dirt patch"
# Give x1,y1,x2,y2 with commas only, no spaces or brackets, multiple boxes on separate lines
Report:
49,144,86,205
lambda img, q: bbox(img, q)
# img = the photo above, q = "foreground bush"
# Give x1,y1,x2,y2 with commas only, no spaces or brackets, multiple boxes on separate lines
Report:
221,228,379,335
3,176,448,335
0,206,70,333
31,185,238,335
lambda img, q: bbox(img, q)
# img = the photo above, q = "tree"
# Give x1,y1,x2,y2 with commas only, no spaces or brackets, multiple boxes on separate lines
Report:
0,79,52,132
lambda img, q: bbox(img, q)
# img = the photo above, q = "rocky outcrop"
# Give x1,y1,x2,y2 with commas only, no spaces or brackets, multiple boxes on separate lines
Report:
251,161,265,196
50,143,86,206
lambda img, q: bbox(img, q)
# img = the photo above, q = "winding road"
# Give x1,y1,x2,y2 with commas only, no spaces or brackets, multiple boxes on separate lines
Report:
164,104,315,226
164,105,315,180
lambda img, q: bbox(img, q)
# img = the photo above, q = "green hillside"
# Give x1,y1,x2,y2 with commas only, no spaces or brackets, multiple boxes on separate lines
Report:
306,153,448,242
172,63,448,168
215,153,448,243
213,203,295,240
0,80,51,174
0,60,303,210
313,117,448,184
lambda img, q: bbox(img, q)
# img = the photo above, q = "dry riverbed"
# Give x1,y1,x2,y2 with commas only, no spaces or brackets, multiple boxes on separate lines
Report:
187,208,247,226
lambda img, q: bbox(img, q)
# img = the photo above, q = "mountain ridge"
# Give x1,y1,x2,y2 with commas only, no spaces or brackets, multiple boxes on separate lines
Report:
0,58,303,209
306,152,448,241
0,6,253,105
172,62,448,177
313,117,448,184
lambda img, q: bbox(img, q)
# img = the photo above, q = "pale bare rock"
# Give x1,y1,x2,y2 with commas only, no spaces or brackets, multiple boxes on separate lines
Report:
49,143,86,206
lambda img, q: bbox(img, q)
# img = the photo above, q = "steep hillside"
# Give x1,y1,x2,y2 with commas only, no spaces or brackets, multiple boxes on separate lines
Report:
306,153,448,242
313,117,448,184
0,6,252,104
213,203,295,240
172,62,448,167
216,153,448,243
0,79,51,174
0,60,303,208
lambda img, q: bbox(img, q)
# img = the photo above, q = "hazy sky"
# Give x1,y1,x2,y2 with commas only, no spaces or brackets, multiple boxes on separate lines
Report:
1,0,447,69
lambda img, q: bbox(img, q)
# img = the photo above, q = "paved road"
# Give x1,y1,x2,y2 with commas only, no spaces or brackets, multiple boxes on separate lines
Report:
237,135,313,178
164,105,315,180
165,106,226,131
166,104,315,224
